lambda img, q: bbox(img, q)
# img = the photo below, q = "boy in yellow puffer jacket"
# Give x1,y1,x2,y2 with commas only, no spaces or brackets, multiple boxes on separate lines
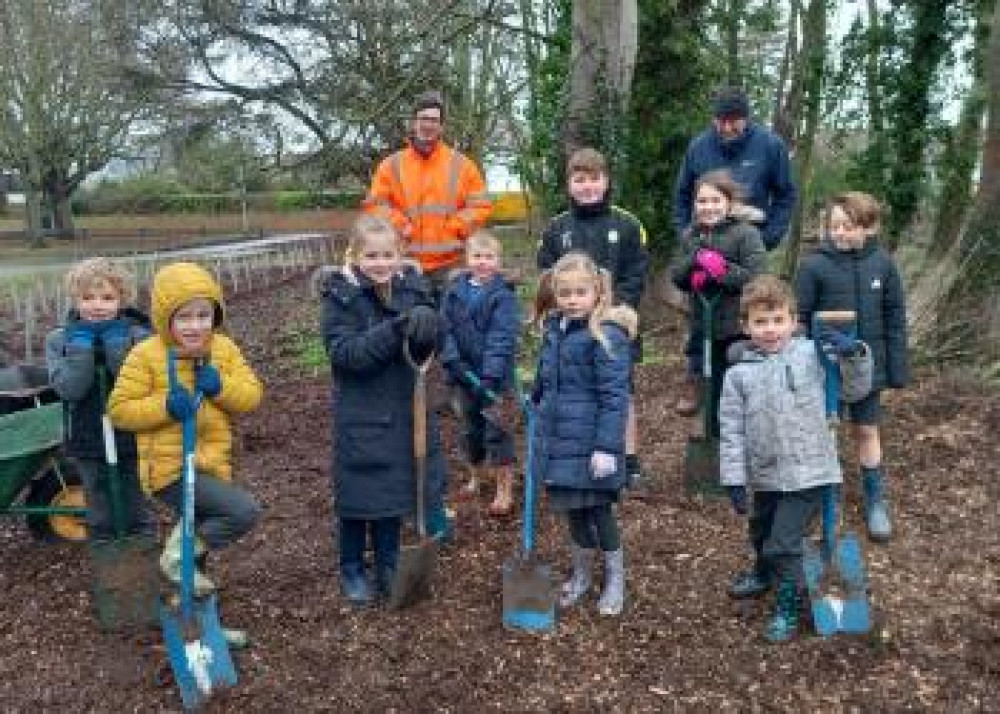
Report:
108,261,263,647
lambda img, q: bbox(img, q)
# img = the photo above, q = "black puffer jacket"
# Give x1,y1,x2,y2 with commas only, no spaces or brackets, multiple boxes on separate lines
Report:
320,265,447,519
537,198,649,309
795,238,909,390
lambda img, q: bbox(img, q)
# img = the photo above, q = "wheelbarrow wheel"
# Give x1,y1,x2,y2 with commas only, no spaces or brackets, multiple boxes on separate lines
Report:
26,463,88,542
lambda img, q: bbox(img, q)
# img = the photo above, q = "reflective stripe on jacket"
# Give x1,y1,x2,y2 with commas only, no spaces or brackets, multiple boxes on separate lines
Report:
363,141,492,271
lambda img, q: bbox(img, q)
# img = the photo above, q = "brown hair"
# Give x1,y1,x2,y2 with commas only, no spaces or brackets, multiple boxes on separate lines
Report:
466,229,502,257
567,147,608,178
694,169,746,204
826,191,882,231
63,257,136,304
413,90,445,119
740,274,796,322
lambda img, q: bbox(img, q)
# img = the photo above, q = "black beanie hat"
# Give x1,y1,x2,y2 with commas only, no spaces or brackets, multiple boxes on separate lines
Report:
413,90,445,120
712,86,750,118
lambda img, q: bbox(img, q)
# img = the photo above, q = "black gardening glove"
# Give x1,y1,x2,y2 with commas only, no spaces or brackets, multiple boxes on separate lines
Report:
405,305,439,361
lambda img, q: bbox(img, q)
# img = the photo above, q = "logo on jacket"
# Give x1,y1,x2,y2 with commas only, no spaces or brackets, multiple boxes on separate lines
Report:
742,159,755,168
871,278,882,290
561,231,573,250
608,230,619,244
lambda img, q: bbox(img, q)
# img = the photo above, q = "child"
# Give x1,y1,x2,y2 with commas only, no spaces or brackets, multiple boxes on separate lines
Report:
532,251,637,616
45,258,154,542
795,191,909,542
108,261,263,647
671,168,767,437
319,214,446,606
537,147,650,494
719,275,873,642
441,230,521,516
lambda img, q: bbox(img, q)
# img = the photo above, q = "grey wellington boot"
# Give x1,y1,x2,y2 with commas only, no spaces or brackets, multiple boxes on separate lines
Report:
597,549,626,616
559,546,594,608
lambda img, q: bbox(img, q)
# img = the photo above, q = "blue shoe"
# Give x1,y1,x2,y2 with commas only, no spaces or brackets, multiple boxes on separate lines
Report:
729,570,773,599
340,564,372,606
862,469,892,542
426,505,455,545
764,579,800,643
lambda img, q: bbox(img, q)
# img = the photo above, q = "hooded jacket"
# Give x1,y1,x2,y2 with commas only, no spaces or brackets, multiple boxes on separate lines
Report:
363,140,492,272
320,263,447,519
533,306,637,492
794,237,909,390
537,197,650,310
673,122,797,249
719,336,872,491
107,262,263,493
45,307,150,462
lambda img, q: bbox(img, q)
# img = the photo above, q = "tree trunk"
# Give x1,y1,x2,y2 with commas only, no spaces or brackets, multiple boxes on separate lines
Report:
773,0,801,144
23,152,45,249
932,0,1000,362
861,0,888,190
771,1,795,134
44,174,75,238
782,0,826,278
725,0,740,85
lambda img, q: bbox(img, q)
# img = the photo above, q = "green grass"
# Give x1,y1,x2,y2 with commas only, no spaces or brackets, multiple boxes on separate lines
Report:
290,330,327,370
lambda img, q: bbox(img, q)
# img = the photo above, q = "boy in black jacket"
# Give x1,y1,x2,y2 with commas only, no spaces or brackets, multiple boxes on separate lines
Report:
45,257,154,542
795,191,909,542
537,148,650,494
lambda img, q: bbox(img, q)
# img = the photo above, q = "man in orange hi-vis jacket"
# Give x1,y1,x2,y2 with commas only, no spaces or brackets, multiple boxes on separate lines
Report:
363,90,493,297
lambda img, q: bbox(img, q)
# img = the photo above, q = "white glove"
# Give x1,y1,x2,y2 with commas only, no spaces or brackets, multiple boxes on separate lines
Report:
590,451,617,479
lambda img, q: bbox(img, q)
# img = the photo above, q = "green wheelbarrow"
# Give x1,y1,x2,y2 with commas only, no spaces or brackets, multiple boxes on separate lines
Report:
0,365,88,542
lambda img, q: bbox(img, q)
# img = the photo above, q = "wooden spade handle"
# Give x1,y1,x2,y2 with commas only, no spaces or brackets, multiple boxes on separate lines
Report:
815,310,856,325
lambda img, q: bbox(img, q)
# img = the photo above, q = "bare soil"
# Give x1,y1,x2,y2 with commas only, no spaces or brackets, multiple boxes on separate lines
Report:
0,274,998,712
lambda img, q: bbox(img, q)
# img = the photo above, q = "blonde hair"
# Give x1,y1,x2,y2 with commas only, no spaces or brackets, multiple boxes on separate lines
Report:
740,274,796,322
547,252,617,351
63,257,136,304
465,229,502,257
826,191,882,231
345,214,402,265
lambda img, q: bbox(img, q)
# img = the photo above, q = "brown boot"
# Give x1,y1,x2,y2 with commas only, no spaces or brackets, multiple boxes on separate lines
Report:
459,465,480,500
674,375,703,417
488,466,513,516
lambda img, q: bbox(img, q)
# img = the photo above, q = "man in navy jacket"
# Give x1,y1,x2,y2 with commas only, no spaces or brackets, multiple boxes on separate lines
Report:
672,87,798,415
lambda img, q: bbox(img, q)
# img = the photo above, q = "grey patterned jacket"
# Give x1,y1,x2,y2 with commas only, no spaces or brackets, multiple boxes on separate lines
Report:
719,335,872,491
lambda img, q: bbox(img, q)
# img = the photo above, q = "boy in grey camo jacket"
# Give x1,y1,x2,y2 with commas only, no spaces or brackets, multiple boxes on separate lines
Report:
718,275,872,642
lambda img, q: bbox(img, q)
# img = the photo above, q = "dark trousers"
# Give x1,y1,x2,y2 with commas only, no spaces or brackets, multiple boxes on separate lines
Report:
567,504,621,552
458,388,515,466
76,457,155,541
156,472,261,550
339,517,401,576
749,486,825,582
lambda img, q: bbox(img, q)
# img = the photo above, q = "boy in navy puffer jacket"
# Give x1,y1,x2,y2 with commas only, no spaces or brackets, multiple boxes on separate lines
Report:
441,231,521,516
533,252,637,617
795,191,909,542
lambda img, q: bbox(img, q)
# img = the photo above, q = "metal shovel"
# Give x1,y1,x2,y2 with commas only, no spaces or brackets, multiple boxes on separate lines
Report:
389,343,438,610
502,390,555,632
801,310,871,636
683,291,725,496
159,351,237,708
90,365,160,632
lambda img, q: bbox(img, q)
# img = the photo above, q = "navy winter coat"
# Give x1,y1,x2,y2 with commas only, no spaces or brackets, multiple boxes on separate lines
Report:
795,238,909,390
673,123,797,249
45,307,151,462
538,198,650,309
533,310,634,492
320,265,447,519
440,272,521,391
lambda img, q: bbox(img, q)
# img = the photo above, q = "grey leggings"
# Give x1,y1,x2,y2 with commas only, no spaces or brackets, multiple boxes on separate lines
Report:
156,472,261,550
566,504,621,551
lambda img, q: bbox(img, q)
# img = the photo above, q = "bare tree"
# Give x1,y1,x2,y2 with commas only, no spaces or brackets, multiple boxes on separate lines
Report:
0,0,156,242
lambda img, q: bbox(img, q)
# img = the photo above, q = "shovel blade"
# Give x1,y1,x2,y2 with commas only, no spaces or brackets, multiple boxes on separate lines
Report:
802,534,871,637
683,437,725,496
502,557,556,632
90,535,160,631
388,540,437,610
159,594,237,710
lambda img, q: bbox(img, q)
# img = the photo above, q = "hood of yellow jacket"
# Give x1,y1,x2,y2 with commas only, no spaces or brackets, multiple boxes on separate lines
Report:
151,262,225,343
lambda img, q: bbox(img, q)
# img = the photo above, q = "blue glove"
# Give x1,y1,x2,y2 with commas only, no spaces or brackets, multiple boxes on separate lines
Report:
195,363,222,398
728,485,748,515
65,322,98,348
818,326,861,356
96,319,131,348
443,359,471,386
166,384,198,421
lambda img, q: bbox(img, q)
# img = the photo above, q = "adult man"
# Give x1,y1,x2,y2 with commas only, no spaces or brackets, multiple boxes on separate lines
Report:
363,90,493,296
672,86,797,415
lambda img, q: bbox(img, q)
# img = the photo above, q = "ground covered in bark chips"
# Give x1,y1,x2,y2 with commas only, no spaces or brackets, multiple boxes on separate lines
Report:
1,273,998,712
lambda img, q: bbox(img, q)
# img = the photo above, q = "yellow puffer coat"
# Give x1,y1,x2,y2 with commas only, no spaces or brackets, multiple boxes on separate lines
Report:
108,262,263,494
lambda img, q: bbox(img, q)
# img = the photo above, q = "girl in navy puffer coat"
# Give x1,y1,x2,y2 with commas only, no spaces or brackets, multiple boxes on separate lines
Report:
532,252,637,617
